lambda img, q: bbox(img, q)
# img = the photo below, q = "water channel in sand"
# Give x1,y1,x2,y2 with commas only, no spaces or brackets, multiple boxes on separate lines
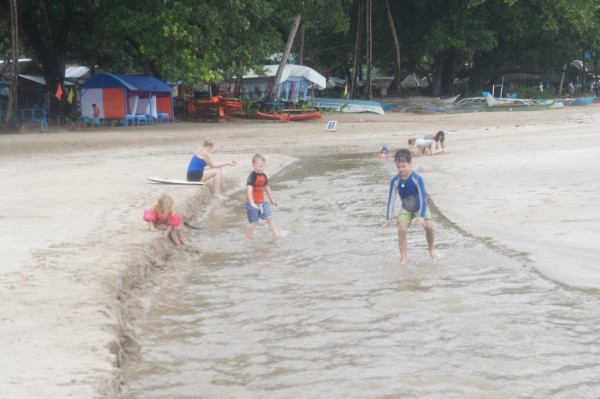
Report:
121,154,600,398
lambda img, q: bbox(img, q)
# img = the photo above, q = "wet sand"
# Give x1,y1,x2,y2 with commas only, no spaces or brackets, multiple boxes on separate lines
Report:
1,106,600,397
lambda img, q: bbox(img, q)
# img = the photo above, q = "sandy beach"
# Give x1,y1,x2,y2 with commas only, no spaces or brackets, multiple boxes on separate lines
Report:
2,105,600,398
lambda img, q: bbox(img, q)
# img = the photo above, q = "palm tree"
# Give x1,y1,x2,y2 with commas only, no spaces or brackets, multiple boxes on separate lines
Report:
268,15,302,100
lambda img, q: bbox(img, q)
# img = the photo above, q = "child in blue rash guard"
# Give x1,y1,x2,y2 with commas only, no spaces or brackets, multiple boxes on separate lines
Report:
381,148,440,264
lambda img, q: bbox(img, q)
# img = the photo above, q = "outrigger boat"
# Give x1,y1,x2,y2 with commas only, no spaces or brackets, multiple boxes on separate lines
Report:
561,96,595,106
482,92,560,111
313,98,385,115
256,110,322,121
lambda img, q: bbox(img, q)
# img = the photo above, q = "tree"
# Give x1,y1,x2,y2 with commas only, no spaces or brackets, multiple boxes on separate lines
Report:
268,14,302,100
4,0,18,130
385,0,402,94
17,0,100,116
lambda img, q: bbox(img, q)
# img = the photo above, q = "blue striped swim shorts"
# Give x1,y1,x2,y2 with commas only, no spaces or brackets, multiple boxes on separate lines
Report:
245,201,272,223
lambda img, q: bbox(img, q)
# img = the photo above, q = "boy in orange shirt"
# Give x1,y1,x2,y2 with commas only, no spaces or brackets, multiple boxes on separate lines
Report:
244,153,281,239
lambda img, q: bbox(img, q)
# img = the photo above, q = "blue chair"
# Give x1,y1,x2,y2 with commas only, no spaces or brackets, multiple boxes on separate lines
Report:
157,112,169,123
124,115,136,127
144,114,156,125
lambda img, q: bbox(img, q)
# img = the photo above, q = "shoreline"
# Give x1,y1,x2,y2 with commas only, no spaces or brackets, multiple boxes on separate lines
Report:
2,107,600,397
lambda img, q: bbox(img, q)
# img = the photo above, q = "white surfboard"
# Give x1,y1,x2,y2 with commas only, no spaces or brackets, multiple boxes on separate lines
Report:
148,176,205,185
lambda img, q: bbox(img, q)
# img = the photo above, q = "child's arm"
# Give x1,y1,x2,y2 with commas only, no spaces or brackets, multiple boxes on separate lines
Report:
246,185,259,209
415,175,427,226
164,225,173,237
380,178,398,228
205,152,236,169
265,186,277,206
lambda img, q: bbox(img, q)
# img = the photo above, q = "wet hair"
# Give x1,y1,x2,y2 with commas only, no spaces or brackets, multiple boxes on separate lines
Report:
203,137,215,147
408,138,416,146
394,148,412,164
92,103,97,107
252,153,266,164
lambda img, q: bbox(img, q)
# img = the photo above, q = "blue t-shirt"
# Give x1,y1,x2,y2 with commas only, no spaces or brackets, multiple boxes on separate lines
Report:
187,152,207,174
385,171,427,220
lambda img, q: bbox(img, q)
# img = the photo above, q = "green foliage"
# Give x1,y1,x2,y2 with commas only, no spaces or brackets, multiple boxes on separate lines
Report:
240,99,258,114
4,0,600,104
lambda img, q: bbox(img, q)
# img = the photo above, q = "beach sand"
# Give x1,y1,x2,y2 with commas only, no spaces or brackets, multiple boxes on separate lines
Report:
1,106,600,397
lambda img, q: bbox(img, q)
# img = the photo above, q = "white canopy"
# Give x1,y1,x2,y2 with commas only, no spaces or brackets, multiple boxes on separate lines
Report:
244,64,326,90
19,74,74,86
401,73,430,88
326,77,346,89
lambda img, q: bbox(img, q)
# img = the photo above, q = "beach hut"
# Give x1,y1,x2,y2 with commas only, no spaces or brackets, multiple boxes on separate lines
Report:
223,64,327,101
80,73,174,122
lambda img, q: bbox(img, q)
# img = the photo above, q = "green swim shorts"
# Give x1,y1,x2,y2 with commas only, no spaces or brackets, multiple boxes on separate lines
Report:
398,207,431,224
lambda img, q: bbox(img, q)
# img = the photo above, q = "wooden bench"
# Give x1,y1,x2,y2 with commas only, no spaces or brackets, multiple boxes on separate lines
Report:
17,109,49,131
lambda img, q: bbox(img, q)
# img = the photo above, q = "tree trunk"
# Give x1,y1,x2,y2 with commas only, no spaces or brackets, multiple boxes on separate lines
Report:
5,0,19,130
582,49,587,92
351,0,364,98
385,0,401,95
268,15,301,100
366,0,372,99
234,74,243,98
299,23,305,66
558,63,567,95
431,49,460,97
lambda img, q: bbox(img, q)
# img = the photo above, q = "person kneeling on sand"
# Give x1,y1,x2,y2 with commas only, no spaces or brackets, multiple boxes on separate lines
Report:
408,131,447,156
186,137,237,200
143,194,186,247
408,137,436,156
424,130,447,154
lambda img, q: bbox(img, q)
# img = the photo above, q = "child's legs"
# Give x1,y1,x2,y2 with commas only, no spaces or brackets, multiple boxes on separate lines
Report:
427,140,436,154
424,219,435,251
202,168,223,195
245,223,257,239
397,221,409,262
175,228,186,245
397,208,414,262
265,217,280,237
168,229,183,246
244,202,260,239
422,212,439,260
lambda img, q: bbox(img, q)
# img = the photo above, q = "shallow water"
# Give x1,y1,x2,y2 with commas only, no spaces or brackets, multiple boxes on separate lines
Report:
121,155,600,398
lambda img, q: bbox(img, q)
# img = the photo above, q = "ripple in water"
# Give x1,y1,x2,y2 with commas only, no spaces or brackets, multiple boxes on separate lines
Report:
121,155,600,399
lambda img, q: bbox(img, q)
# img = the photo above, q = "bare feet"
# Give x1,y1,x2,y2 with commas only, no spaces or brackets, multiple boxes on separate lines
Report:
215,193,229,201
430,251,441,262
400,258,408,265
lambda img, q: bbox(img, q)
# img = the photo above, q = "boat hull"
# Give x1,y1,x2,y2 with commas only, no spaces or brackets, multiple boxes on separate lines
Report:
563,97,595,106
313,98,385,115
256,111,322,121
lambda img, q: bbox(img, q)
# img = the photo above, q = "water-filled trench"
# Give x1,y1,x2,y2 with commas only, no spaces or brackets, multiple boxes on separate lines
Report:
121,154,600,398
